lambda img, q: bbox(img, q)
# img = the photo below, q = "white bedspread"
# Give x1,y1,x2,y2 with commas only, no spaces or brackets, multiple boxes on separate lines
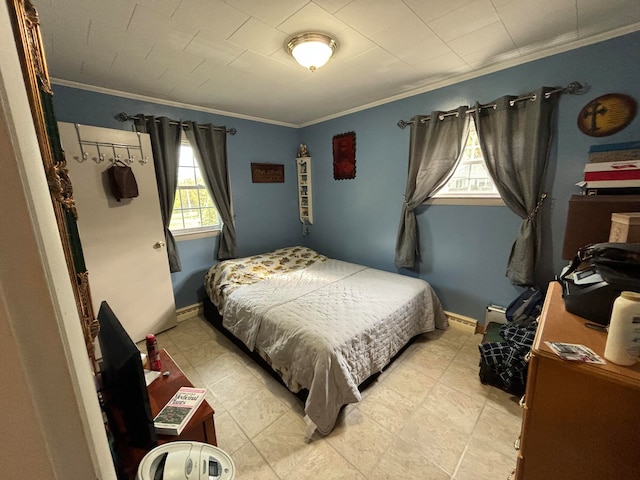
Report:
221,259,447,435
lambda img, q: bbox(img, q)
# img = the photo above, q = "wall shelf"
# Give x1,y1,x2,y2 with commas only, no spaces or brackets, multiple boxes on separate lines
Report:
297,156,313,227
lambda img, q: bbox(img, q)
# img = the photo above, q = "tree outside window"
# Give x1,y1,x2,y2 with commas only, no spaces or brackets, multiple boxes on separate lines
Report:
169,143,221,234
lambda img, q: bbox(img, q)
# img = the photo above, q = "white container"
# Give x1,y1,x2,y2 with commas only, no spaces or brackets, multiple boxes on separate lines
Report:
604,291,640,366
136,441,235,480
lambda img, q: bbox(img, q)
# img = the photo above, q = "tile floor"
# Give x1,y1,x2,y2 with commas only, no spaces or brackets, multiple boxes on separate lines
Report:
148,316,521,479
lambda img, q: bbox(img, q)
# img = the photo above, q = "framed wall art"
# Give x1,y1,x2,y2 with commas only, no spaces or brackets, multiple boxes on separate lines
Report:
333,131,356,180
251,163,284,183
577,93,637,137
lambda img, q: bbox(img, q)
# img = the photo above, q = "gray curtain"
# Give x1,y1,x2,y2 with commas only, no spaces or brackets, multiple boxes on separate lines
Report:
395,107,470,269
474,87,559,285
184,121,237,260
134,116,182,273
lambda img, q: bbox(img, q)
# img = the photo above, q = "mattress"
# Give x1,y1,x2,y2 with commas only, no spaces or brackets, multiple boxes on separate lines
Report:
204,246,447,435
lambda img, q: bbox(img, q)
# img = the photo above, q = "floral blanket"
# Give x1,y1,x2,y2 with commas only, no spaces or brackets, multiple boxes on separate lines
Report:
204,246,327,309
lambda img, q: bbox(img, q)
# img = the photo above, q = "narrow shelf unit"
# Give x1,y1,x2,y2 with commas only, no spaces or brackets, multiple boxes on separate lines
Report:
296,156,313,225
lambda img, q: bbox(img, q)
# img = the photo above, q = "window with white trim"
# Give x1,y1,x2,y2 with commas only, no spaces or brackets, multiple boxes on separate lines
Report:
169,141,221,235
433,118,501,199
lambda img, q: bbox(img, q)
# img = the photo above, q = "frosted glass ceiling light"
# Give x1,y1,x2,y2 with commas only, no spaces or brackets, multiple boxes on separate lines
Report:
287,32,337,72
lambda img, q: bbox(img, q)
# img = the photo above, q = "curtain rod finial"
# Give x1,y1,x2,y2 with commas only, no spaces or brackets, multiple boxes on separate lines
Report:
397,119,409,129
114,112,131,122
563,82,590,95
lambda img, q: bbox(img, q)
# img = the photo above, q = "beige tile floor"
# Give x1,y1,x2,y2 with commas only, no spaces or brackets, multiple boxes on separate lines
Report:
149,316,522,479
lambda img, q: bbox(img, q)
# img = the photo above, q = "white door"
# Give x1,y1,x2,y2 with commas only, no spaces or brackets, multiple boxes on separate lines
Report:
59,122,177,343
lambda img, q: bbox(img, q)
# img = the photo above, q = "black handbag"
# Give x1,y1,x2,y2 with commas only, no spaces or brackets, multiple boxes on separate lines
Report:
570,243,640,291
559,243,640,324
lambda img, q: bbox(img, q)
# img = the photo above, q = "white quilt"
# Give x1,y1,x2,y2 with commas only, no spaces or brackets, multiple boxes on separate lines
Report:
221,259,447,435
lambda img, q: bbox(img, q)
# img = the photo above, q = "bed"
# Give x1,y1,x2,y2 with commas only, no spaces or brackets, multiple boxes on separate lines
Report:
203,246,448,436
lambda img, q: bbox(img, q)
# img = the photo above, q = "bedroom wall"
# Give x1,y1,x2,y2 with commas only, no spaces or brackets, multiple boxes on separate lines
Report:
52,30,640,322
51,86,302,308
300,30,640,322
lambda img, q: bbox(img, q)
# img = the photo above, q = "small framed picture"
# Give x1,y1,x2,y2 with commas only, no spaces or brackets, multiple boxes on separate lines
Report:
251,163,284,183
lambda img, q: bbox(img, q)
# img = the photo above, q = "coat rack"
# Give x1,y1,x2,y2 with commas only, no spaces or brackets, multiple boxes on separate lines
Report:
73,123,149,165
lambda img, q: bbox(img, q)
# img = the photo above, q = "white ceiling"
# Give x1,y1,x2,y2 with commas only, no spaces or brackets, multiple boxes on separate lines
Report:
35,0,640,127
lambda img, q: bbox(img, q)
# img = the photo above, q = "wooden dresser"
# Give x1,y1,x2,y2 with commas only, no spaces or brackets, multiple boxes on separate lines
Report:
515,281,640,479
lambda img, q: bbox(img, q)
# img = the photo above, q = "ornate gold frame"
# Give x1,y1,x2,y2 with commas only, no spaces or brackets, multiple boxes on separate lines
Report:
8,0,99,372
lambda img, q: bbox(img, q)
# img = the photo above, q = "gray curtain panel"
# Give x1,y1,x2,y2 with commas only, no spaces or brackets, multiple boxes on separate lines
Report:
395,106,470,269
184,121,237,261
134,116,182,273
474,87,559,285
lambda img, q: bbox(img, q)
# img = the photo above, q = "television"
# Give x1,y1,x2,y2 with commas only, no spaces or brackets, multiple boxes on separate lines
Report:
97,301,157,449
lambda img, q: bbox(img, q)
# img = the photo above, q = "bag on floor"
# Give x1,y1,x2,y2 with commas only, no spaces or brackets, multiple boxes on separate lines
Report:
478,322,536,396
505,286,544,328
479,287,544,395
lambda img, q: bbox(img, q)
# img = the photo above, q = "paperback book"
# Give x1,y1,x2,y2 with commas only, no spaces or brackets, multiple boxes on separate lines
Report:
153,386,207,435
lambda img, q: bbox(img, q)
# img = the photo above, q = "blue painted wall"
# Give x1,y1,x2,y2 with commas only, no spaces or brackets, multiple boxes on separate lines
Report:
52,86,301,307
300,31,640,320
52,31,640,321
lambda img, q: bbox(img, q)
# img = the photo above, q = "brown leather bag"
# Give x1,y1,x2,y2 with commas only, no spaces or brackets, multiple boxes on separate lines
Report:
107,161,139,201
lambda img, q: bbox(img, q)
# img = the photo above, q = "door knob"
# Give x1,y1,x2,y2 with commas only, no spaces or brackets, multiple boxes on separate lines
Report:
154,241,166,249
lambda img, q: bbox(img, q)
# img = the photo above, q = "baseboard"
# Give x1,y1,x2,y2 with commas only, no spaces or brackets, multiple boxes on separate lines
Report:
176,302,203,322
444,310,478,333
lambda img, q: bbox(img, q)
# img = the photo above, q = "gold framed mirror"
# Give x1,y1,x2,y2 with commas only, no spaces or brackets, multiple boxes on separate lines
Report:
8,0,99,372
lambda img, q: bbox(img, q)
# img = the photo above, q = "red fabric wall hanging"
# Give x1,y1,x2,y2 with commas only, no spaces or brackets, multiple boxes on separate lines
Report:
333,131,356,180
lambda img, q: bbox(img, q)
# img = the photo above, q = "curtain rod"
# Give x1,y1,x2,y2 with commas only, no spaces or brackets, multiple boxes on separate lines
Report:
114,112,237,135
396,81,590,129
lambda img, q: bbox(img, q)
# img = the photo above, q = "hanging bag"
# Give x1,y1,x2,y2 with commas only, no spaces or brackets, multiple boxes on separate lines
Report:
107,161,139,201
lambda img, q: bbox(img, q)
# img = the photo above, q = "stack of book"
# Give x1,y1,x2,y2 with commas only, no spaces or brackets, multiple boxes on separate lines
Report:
584,141,640,194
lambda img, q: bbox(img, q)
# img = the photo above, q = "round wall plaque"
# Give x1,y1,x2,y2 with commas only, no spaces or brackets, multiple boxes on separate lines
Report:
577,93,637,137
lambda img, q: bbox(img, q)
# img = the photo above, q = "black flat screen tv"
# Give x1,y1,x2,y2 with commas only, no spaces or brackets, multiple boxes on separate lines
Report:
97,301,157,449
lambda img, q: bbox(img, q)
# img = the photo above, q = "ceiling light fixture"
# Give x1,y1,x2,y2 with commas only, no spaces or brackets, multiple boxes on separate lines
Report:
286,32,337,72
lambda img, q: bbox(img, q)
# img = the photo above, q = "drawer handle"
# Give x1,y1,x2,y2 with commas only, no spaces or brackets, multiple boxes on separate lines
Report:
514,436,521,451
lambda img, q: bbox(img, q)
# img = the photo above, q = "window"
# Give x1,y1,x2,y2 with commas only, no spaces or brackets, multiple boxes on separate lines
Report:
169,141,221,236
432,118,501,202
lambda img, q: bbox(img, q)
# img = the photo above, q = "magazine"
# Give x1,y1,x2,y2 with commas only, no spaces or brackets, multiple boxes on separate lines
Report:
153,386,207,435
545,341,606,364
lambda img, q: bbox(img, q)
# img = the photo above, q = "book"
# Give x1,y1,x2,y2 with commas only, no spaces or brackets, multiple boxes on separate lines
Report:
153,386,207,435
545,341,606,364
